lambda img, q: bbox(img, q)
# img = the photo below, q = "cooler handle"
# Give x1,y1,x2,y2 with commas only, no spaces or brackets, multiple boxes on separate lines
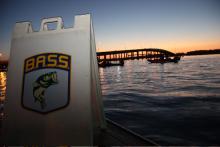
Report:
40,17,63,31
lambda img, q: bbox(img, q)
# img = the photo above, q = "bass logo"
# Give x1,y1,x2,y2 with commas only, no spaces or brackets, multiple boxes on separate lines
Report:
22,53,71,113
33,71,58,109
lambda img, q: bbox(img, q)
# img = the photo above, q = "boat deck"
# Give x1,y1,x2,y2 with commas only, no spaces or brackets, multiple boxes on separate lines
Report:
94,118,158,146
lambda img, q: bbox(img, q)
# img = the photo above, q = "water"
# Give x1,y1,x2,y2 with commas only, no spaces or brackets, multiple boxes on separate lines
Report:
0,72,6,121
1,54,220,145
99,54,220,145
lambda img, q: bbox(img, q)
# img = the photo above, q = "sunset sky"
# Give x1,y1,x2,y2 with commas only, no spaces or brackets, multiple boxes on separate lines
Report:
0,0,220,60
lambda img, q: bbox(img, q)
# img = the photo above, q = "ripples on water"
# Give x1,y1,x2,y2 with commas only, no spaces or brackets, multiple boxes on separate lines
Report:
99,55,220,145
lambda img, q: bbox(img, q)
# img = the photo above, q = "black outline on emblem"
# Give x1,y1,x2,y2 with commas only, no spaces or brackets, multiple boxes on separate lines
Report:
21,53,71,114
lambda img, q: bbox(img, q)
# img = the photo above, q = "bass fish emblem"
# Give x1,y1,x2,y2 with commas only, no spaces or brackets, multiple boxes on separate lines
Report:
33,71,58,109
22,53,71,113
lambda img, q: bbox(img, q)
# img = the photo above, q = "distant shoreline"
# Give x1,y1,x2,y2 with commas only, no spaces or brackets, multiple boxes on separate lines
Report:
184,53,220,56
176,49,220,56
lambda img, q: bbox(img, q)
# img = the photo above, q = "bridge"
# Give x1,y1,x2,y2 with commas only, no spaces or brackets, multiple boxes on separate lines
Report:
97,48,179,66
0,48,179,70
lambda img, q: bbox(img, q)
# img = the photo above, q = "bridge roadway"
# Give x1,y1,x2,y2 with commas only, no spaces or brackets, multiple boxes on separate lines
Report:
97,48,176,62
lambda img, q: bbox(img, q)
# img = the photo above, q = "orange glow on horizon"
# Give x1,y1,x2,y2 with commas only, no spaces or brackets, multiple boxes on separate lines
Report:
96,44,220,53
0,52,9,61
97,39,220,53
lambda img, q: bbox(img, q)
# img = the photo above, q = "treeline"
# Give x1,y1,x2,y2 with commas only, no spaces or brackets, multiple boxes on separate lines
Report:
176,49,220,56
186,49,220,56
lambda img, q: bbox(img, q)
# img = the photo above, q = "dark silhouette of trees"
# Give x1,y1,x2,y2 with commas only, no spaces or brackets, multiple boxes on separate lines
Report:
186,49,220,56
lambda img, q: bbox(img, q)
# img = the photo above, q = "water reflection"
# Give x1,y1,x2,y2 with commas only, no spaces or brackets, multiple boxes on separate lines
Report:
116,66,122,82
0,71,6,120
0,72,6,102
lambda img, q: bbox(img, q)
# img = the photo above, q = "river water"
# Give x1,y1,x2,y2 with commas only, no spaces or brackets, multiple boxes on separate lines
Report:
99,54,220,145
1,54,220,145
